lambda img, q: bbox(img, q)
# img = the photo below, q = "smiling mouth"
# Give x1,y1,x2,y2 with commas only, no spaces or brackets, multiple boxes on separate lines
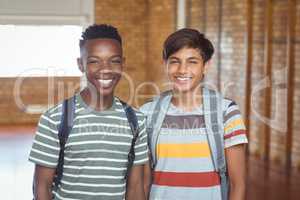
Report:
97,79,114,88
175,76,193,81
98,79,113,84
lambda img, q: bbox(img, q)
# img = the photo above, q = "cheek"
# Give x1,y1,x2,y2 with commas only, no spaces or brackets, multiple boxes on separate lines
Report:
85,67,97,78
114,65,123,73
192,66,204,77
166,65,177,77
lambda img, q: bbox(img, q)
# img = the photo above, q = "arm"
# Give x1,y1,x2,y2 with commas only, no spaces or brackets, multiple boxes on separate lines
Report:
225,144,246,200
33,165,56,200
143,161,152,200
125,165,146,200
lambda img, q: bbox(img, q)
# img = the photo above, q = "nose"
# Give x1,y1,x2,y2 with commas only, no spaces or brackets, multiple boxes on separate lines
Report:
178,62,188,74
94,60,111,73
101,59,111,69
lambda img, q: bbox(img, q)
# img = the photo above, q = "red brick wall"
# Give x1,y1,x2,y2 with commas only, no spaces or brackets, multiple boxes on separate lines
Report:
188,0,205,30
200,0,220,90
188,0,300,169
94,0,175,106
0,77,79,124
94,0,148,105
292,0,300,169
245,0,270,159
269,0,288,165
188,0,247,111
143,0,176,94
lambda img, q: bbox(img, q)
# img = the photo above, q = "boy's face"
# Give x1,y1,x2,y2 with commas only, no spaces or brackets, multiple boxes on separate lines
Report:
166,47,209,93
78,38,123,96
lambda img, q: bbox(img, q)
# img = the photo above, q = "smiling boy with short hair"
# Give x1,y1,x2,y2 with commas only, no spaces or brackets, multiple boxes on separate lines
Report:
29,24,148,200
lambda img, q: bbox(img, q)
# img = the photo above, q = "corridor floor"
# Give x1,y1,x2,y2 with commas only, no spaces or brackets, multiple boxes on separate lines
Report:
1,126,299,200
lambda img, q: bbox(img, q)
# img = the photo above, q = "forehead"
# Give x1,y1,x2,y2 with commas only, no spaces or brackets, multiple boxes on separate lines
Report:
170,47,202,58
81,38,122,55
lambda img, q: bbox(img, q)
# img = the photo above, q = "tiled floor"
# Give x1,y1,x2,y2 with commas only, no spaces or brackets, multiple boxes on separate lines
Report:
0,126,299,200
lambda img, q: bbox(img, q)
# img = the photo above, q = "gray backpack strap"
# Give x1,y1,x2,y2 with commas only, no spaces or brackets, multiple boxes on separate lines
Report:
203,87,229,200
146,91,172,169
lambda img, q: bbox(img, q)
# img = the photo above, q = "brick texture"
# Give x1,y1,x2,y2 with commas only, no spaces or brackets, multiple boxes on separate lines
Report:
188,0,300,169
292,0,300,169
95,0,148,105
1,0,299,170
0,77,79,124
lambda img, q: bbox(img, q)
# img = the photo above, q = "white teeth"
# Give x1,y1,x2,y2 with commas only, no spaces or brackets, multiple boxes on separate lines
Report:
176,77,192,81
98,79,113,85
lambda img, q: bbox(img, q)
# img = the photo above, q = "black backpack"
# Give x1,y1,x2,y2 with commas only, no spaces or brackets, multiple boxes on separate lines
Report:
33,96,139,197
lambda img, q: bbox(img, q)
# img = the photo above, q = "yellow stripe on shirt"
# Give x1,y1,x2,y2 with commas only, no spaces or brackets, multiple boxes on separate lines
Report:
224,118,244,133
157,142,211,158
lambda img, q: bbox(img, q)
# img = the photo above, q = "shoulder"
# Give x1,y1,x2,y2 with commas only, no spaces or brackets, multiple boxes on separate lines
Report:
131,106,146,121
203,88,239,112
139,91,172,115
222,98,236,109
39,101,64,125
46,102,63,117
115,98,146,124
126,106,147,129
39,95,77,125
139,100,155,115
222,98,240,113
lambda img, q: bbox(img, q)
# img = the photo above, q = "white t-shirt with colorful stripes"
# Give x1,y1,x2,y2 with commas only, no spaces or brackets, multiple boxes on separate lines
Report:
140,98,248,200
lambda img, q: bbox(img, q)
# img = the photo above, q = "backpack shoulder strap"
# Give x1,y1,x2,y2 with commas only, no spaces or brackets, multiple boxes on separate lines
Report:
120,100,139,180
146,90,172,168
32,96,75,198
54,95,76,188
203,87,228,200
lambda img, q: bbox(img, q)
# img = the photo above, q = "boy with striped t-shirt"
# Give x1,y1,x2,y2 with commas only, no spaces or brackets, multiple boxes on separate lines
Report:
29,24,148,200
140,28,248,200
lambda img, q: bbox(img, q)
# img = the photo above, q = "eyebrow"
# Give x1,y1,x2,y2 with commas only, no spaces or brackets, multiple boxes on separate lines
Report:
187,57,202,60
87,55,122,59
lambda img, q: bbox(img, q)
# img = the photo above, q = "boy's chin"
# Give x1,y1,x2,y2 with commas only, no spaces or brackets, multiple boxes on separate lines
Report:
87,81,116,96
95,87,115,96
87,85,115,97
173,85,195,93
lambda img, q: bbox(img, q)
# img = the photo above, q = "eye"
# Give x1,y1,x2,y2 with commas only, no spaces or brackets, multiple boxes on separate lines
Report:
87,60,98,64
168,60,180,64
111,59,122,64
188,60,199,64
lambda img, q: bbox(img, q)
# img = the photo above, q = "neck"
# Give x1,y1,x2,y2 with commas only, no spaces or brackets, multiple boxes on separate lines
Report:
171,88,202,112
80,88,113,111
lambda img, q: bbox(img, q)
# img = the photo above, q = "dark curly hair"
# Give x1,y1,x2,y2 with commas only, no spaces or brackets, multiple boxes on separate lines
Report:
79,24,122,49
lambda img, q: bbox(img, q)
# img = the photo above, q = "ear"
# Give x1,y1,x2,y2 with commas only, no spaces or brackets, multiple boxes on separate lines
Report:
77,58,84,73
122,57,126,69
203,59,212,75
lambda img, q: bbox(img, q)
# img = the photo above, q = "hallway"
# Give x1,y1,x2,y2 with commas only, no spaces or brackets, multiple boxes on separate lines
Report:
246,155,300,200
1,126,299,200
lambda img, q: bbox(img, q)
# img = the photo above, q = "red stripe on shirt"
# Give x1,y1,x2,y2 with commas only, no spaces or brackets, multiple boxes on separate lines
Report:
224,129,245,139
153,171,220,187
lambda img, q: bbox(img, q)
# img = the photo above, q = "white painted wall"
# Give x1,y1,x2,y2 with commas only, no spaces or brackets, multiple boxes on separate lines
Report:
0,0,94,26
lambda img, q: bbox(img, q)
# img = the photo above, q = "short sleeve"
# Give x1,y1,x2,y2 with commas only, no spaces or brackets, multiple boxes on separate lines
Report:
223,100,248,148
133,115,149,165
28,110,60,168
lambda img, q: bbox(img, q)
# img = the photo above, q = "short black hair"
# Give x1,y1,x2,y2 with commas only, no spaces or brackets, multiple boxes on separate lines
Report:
79,24,122,48
163,28,214,63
